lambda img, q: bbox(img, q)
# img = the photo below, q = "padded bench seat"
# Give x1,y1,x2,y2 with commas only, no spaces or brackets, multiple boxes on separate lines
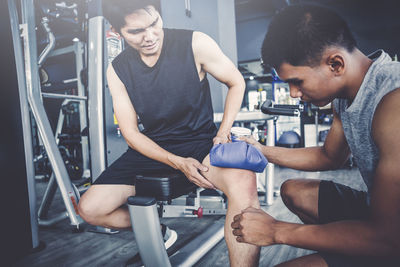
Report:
132,171,197,202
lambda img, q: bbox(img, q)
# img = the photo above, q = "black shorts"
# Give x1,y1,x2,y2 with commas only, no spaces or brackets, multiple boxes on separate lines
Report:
93,139,213,186
318,180,398,267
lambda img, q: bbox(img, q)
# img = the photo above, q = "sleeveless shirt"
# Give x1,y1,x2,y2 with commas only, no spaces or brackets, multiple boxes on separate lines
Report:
333,50,400,194
112,28,217,144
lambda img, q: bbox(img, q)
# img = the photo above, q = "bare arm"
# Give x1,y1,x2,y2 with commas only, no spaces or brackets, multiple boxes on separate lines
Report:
233,89,400,259
107,64,214,188
192,31,245,144
242,106,351,171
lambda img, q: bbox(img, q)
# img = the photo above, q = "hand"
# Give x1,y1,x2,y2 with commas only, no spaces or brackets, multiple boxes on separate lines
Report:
213,133,231,145
175,157,215,189
231,207,277,246
238,136,263,151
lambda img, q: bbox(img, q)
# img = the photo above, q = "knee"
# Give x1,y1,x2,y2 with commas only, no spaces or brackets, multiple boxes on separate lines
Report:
280,179,297,208
78,197,101,225
222,169,258,199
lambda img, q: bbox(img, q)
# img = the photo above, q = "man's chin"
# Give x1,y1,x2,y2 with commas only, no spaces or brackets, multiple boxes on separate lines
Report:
310,100,330,107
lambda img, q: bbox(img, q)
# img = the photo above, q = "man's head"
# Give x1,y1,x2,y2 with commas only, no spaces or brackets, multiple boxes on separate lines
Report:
262,5,358,106
103,0,163,56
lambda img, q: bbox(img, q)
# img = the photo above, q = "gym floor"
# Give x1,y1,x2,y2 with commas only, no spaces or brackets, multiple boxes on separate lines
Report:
14,165,365,267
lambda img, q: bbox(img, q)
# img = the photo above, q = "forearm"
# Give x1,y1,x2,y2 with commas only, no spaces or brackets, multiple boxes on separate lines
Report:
274,220,398,257
124,131,181,169
218,84,245,136
262,145,343,171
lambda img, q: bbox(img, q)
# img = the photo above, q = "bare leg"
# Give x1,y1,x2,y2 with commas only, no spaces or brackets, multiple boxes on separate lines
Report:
275,253,328,267
280,179,321,224
201,155,260,267
78,184,135,229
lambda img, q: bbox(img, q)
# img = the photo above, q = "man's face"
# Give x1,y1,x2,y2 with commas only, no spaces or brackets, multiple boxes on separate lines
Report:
120,6,164,57
277,62,342,107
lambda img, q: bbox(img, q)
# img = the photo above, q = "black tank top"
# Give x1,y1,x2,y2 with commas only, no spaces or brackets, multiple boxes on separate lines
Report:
112,28,217,144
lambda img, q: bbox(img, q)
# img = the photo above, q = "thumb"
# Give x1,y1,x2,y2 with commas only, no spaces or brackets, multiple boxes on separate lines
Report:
242,207,260,213
238,136,253,143
194,161,209,172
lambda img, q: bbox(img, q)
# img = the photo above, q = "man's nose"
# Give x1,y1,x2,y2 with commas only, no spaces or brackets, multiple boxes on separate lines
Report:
289,85,302,98
143,29,155,41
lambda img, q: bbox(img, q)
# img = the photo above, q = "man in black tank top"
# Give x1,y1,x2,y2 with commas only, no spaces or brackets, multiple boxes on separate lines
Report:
78,1,260,266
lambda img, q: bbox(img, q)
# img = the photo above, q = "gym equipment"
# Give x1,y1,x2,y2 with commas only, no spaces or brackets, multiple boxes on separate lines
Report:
277,131,301,148
5,0,40,261
128,172,225,267
210,141,268,172
9,0,86,230
261,99,305,147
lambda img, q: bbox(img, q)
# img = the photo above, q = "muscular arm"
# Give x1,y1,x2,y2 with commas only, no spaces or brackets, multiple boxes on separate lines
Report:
192,32,245,143
245,107,351,171
234,89,400,259
107,64,213,188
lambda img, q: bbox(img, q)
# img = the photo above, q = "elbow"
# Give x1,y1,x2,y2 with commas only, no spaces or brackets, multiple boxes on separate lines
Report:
373,223,400,259
319,148,349,170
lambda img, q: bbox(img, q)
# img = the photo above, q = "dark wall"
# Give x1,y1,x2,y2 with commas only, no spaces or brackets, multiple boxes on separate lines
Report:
235,0,400,62
0,1,33,265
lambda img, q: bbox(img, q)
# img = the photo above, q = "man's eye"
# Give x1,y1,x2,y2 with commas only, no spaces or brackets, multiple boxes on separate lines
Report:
292,80,302,85
128,30,144,34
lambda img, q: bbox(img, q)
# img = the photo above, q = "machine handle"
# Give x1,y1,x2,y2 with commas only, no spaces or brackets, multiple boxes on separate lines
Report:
261,100,301,117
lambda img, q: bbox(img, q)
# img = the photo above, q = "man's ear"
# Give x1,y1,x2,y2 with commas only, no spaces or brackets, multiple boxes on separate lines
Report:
326,54,345,76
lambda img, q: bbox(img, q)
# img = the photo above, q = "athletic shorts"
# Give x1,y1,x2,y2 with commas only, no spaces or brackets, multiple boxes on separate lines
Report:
318,180,398,267
93,139,214,186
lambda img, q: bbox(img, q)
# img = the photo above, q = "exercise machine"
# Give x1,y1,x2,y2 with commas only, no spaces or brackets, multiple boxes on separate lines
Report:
9,0,86,230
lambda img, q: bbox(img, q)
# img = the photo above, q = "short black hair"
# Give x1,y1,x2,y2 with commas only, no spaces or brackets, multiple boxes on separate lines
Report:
102,0,160,33
261,5,357,70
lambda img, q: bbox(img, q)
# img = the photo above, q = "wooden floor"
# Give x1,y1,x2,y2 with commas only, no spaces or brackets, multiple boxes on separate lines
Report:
14,165,366,267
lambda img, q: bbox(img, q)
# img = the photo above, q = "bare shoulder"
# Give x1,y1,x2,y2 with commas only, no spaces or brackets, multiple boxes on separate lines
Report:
192,31,213,47
372,88,400,150
106,63,125,94
192,31,220,58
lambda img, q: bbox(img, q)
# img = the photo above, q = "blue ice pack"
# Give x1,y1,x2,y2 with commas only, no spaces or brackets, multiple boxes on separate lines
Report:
209,141,268,173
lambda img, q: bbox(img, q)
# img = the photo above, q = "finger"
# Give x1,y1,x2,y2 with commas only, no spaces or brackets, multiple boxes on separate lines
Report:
213,139,222,145
193,161,209,172
236,236,244,243
192,173,215,189
231,221,239,229
233,214,242,222
232,229,242,236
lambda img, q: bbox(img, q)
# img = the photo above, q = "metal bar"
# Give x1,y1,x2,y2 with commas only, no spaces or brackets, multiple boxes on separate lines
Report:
128,200,172,267
38,99,67,220
315,109,319,146
88,16,107,181
20,0,82,228
170,219,225,267
37,17,55,66
214,111,274,123
37,173,58,219
8,0,39,248
265,118,275,205
41,92,87,100
38,212,69,226
48,45,75,58
73,40,90,176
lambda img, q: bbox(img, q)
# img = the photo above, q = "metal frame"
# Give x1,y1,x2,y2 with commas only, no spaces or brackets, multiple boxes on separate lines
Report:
87,15,107,181
9,0,83,229
8,0,39,248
